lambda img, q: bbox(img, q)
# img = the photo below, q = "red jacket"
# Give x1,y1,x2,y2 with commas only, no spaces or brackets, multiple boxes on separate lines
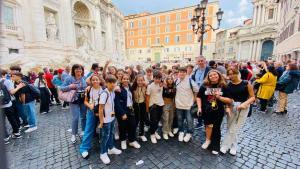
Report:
44,72,54,88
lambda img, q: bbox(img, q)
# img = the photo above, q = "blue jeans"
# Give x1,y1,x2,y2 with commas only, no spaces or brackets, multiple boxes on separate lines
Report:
176,108,193,134
15,100,28,125
100,120,115,155
70,103,87,135
80,110,98,154
23,101,37,127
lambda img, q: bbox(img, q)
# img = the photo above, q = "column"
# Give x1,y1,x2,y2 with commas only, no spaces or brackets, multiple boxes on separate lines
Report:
90,26,95,49
30,0,47,42
61,0,76,47
261,5,265,25
106,14,113,54
256,5,261,26
253,5,257,26
256,40,262,61
237,42,242,61
249,40,253,60
94,9,102,50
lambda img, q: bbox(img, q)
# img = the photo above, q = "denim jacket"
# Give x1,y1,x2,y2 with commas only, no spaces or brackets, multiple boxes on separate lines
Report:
59,76,87,92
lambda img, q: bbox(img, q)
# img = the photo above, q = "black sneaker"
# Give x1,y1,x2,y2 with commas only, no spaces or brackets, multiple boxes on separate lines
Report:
12,133,22,139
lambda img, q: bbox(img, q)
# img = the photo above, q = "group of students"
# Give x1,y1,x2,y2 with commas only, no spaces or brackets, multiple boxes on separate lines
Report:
1,56,299,165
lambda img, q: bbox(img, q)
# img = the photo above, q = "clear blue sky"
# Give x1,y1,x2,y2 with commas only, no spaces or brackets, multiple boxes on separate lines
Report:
112,0,253,28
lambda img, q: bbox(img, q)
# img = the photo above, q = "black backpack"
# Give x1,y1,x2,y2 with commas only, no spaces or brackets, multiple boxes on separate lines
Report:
0,80,11,105
27,83,41,99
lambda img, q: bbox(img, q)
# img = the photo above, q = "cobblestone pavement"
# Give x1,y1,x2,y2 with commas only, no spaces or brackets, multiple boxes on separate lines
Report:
4,92,300,169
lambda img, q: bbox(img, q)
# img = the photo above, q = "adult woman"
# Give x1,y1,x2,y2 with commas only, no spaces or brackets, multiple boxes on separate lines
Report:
60,64,87,143
132,74,148,142
255,63,277,112
115,73,141,150
196,70,232,155
80,74,103,158
220,67,255,156
34,72,51,114
275,63,300,114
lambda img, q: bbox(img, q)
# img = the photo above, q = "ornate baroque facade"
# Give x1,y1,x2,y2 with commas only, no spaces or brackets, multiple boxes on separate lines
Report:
214,0,279,61
0,0,125,70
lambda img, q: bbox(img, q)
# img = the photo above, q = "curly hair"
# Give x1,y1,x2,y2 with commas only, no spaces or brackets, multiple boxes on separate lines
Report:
203,69,227,88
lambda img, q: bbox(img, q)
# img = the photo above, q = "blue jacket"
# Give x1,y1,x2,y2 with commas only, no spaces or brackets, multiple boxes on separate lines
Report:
60,76,87,92
52,75,63,87
277,70,300,94
114,86,132,117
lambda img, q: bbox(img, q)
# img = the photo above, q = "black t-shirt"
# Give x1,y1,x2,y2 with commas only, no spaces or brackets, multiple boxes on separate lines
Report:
240,68,249,80
163,85,176,99
14,81,35,103
227,81,249,102
197,84,231,113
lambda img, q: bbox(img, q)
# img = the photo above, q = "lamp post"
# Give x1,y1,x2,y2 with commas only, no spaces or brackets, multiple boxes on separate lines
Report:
191,0,224,55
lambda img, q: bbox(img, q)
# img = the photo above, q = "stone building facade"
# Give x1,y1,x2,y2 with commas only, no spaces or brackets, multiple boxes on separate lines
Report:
0,0,125,70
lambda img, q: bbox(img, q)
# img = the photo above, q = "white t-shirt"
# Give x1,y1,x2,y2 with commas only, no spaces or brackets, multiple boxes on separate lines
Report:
175,76,199,110
0,79,14,108
34,78,46,88
99,88,115,123
124,87,133,107
88,87,103,107
146,82,164,107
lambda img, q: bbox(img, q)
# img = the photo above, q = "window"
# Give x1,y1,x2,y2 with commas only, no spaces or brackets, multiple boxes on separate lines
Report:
139,49,143,54
187,23,192,30
165,26,170,33
130,21,134,28
130,50,135,54
147,38,151,46
187,33,193,42
138,39,142,46
188,11,193,19
185,46,192,52
174,35,180,43
147,49,151,53
3,6,14,25
138,30,142,36
165,36,170,44
156,27,160,34
147,28,151,35
176,13,181,21
268,8,274,19
130,40,134,46
174,47,180,52
176,24,180,31
228,47,233,53
147,18,151,26
9,48,19,54
156,16,160,24
138,20,142,28
166,15,171,23
164,48,169,53
155,37,160,44
130,31,134,36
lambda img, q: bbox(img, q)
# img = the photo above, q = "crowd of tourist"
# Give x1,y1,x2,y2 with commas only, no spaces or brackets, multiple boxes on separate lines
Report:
1,56,299,164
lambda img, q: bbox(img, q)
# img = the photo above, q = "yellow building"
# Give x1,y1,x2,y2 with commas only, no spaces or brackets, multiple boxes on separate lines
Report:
124,1,219,63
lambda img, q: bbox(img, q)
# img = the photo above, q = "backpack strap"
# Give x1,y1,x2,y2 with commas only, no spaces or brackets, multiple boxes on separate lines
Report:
189,78,194,93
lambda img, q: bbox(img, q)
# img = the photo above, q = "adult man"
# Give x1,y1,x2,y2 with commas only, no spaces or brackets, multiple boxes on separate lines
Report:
11,72,38,133
175,67,199,142
191,56,211,129
62,65,71,83
44,67,61,105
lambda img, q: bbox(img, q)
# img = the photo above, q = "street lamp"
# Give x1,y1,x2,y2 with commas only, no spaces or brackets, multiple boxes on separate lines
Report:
191,0,223,55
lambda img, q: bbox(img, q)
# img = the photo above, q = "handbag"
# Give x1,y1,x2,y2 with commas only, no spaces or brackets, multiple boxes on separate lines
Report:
58,89,76,102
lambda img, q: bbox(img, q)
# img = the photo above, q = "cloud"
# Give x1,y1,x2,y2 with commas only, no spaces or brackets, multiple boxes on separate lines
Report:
239,0,250,13
222,0,252,27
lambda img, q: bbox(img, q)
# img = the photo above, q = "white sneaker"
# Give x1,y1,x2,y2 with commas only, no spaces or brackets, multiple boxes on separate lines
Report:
229,147,237,156
168,132,174,137
139,135,147,142
121,141,127,150
173,128,179,134
129,141,141,149
183,133,192,142
108,148,122,155
163,134,169,140
220,147,227,154
212,151,219,155
150,134,157,144
23,125,30,128
144,126,149,132
158,121,162,127
81,152,89,158
100,153,110,164
41,112,48,115
201,140,211,149
70,135,76,143
178,132,184,142
24,126,37,133
155,132,161,140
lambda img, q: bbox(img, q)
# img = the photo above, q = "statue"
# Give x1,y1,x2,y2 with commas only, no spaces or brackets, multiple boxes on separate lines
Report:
46,13,57,40
77,26,94,61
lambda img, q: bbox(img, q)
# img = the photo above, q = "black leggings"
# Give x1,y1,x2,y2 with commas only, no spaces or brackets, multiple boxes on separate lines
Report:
149,105,163,135
133,102,147,136
117,112,137,142
39,87,50,113
259,98,268,111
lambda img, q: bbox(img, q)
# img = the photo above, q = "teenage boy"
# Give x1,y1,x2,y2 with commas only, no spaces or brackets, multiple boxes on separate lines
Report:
99,75,122,164
0,69,23,142
146,71,164,144
11,72,38,133
175,67,199,142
